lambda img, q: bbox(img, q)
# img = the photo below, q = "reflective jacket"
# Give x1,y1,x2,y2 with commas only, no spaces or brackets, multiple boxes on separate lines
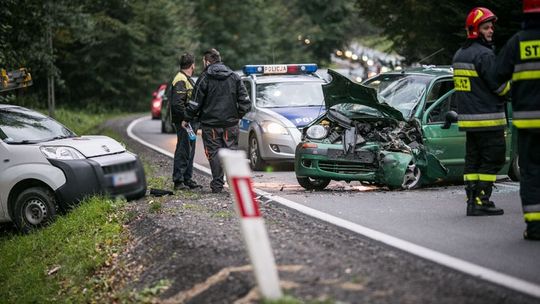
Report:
452,41,507,131
494,21,540,129
170,71,195,123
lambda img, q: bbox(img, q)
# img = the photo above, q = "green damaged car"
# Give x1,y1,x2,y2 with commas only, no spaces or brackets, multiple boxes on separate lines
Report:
294,67,519,190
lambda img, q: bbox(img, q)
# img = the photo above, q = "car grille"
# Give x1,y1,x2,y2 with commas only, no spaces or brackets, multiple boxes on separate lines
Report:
317,160,378,174
102,161,137,175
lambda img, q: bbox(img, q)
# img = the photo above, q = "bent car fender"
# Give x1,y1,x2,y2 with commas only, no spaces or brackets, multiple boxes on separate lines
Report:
414,149,449,183
380,151,413,187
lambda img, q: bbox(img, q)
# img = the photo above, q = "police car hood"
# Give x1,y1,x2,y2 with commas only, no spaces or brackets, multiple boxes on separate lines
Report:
49,135,125,157
207,63,234,80
267,106,325,128
324,69,405,121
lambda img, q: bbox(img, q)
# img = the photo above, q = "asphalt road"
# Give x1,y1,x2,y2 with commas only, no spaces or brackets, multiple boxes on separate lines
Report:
132,116,540,295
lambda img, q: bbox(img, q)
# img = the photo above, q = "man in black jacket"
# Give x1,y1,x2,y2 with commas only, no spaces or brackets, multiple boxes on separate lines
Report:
452,7,509,216
493,0,540,240
183,49,251,193
170,53,202,190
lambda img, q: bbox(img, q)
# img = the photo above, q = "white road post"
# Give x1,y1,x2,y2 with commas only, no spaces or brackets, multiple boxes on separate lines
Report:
218,149,283,300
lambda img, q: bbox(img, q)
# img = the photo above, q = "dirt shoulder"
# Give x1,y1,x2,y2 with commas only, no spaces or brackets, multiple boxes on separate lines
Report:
106,115,534,304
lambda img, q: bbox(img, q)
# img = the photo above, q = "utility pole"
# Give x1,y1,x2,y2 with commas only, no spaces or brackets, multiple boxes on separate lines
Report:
46,0,55,118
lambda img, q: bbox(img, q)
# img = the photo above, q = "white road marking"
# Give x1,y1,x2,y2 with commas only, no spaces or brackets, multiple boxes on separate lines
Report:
127,116,540,299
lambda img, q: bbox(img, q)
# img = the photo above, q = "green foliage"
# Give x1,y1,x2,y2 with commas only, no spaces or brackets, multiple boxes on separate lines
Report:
356,0,522,64
193,0,362,69
3,0,362,111
0,197,127,303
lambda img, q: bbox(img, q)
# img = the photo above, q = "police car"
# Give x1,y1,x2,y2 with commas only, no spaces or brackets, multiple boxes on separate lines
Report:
238,64,326,170
0,104,147,232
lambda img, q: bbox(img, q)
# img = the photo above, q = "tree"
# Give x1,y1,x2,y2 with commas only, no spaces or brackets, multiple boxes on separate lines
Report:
356,0,522,64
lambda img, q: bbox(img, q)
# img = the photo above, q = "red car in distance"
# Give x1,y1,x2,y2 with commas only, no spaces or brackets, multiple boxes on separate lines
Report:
151,83,167,119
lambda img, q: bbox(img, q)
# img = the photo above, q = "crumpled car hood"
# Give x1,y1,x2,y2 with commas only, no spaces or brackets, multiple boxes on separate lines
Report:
323,69,405,121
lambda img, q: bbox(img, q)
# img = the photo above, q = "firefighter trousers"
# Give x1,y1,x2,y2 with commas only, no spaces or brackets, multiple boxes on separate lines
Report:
464,130,506,181
517,129,540,227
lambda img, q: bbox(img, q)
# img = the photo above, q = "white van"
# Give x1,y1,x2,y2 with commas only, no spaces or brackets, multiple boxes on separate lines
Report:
0,104,146,232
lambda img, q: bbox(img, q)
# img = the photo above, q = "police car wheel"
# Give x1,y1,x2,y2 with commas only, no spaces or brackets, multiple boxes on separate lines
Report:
508,155,520,181
249,133,267,171
13,187,57,233
297,176,330,190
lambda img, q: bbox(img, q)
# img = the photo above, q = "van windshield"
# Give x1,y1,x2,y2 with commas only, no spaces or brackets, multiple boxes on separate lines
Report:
0,107,76,144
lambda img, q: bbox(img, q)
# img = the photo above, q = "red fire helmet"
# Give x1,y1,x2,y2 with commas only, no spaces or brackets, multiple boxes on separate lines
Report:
465,7,497,39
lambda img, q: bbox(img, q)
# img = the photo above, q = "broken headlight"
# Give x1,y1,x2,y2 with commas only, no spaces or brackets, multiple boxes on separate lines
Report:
306,125,328,140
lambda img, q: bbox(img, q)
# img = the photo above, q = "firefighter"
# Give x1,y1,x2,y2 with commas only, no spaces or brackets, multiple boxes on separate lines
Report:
452,7,508,216
493,0,540,240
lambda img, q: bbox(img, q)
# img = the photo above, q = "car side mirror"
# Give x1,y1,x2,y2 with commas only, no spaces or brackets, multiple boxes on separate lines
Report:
441,111,458,129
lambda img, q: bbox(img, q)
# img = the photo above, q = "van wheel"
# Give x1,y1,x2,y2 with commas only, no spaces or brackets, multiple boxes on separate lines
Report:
13,187,57,233
508,155,520,181
297,176,330,190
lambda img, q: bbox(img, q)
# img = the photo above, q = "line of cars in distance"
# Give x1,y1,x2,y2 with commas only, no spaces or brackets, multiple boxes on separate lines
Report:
155,64,519,191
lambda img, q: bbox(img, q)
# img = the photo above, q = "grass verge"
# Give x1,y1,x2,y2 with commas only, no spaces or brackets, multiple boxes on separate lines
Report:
0,197,127,303
0,108,141,302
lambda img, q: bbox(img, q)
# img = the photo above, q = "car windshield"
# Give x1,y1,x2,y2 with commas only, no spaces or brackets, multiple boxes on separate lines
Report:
256,82,324,108
364,74,432,118
0,107,76,144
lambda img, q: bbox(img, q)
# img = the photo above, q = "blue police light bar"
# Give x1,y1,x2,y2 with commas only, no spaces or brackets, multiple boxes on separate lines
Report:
243,64,318,76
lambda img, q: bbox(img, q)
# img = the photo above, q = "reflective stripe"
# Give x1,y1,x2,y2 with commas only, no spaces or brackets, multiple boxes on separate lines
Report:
513,119,540,128
513,62,540,72
454,69,479,77
478,174,497,182
458,119,507,128
464,174,479,181
513,111,540,128
514,111,540,119
459,113,506,121
512,70,540,81
453,62,476,70
188,100,198,106
495,81,511,96
523,204,540,213
458,113,507,128
524,212,540,222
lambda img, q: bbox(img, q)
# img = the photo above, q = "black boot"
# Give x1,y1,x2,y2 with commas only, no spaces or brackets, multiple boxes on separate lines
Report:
467,181,504,216
524,222,540,241
465,181,476,215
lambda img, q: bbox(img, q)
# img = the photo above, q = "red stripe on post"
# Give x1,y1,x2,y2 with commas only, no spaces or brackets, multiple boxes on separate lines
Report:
231,176,261,218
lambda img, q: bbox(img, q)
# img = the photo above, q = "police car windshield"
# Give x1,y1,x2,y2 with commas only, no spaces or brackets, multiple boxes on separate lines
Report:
0,107,76,144
256,82,324,108
364,74,431,118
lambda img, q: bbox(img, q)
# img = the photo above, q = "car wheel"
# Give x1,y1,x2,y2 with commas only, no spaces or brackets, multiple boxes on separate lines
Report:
296,176,331,190
401,160,422,190
249,133,267,171
508,155,520,181
13,187,57,233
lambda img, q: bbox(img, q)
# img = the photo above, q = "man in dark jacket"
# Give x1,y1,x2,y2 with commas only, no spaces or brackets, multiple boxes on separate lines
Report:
183,48,251,193
452,7,509,216
493,0,540,240
170,53,202,190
